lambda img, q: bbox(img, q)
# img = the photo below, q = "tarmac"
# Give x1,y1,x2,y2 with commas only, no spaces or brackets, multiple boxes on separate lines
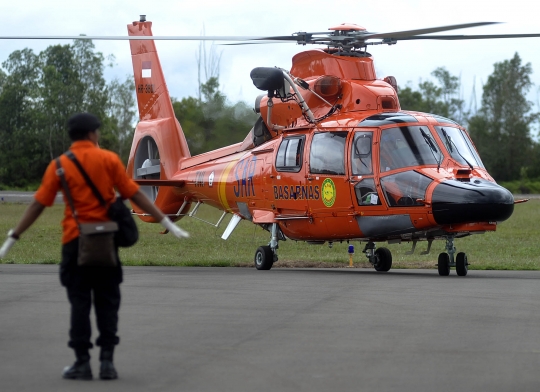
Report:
1,264,539,392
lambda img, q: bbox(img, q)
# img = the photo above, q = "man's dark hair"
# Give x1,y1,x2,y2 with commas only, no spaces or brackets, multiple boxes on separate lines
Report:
67,113,101,141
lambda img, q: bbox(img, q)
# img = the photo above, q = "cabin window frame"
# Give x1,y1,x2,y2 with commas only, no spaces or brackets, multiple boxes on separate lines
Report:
275,135,306,173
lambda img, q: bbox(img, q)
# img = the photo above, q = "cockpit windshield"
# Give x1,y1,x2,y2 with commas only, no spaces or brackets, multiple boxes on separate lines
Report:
379,126,441,172
435,126,484,168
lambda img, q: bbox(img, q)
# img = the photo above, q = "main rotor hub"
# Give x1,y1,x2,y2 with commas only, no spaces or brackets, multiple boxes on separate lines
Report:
328,23,366,32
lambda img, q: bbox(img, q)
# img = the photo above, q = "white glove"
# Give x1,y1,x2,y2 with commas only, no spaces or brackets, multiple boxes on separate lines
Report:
0,230,18,259
160,217,190,239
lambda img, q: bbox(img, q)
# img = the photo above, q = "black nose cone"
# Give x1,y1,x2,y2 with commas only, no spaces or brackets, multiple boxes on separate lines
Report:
432,179,514,225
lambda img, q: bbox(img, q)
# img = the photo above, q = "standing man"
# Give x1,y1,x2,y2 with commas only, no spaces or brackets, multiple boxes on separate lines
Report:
0,113,189,381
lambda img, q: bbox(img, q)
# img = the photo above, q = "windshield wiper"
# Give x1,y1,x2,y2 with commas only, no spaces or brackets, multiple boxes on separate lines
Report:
420,127,442,171
441,127,454,153
441,128,474,170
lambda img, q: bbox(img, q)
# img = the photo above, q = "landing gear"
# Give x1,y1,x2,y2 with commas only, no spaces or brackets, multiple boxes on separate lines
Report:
437,253,450,276
456,252,468,276
363,242,392,272
254,223,279,270
438,236,469,276
254,246,274,270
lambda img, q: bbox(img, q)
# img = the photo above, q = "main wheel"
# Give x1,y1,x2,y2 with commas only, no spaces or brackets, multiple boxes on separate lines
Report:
438,253,450,276
254,246,274,270
456,252,468,276
374,247,392,272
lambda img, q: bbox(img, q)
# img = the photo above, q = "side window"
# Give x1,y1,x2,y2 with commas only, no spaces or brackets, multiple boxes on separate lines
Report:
351,132,373,175
276,136,304,172
309,132,348,175
354,178,382,205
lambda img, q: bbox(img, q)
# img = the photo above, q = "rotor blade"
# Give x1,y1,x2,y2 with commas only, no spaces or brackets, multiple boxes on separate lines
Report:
394,33,540,40
362,22,501,40
222,41,298,45
250,32,330,42
0,35,267,41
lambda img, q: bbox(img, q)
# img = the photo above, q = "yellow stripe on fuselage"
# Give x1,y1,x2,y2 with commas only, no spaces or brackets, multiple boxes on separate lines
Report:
218,159,239,212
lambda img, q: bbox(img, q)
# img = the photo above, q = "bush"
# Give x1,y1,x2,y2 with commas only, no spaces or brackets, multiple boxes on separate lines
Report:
499,179,540,194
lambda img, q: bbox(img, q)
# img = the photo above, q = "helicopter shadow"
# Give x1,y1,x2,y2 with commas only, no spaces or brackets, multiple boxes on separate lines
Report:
269,267,540,280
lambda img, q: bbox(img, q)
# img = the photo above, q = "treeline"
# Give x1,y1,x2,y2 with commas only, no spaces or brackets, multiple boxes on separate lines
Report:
399,53,540,184
0,40,135,187
0,41,257,188
1,41,539,190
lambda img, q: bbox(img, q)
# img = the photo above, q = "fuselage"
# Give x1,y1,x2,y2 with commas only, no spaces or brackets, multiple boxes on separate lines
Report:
165,110,513,243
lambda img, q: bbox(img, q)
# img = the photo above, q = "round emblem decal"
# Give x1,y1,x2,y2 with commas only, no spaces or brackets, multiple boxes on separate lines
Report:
322,178,336,207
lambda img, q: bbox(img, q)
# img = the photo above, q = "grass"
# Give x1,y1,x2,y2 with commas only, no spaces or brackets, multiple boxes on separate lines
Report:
1,200,539,270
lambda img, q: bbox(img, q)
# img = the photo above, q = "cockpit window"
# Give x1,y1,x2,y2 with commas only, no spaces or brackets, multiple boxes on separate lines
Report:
435,126,485,168
380,171,432,207
379,126,441,172
310,132,347,175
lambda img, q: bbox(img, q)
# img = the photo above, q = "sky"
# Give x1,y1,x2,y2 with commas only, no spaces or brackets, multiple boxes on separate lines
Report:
2,0,540,114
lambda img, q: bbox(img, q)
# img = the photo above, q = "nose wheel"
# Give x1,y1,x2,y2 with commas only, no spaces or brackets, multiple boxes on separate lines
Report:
438,236,468,276
456,252,468,276
437,253,450,276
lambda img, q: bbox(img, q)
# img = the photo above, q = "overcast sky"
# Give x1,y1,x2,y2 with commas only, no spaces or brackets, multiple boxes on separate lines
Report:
2,0,540,113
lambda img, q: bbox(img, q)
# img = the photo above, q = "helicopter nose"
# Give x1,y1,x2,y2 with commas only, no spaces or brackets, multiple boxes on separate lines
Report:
431,179,514,225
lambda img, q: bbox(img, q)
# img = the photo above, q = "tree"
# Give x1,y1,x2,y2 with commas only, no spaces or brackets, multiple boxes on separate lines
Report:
72,38,109,116
38,44,85,159
106,76,136,163
0,49,43,187
0,40,134,187
172,96,206,153
468,53,538,181
172,77,257,155
398,67,466,124
196,27,222,102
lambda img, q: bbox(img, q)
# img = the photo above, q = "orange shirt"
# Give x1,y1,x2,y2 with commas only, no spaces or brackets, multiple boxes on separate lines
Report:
34,141,140,244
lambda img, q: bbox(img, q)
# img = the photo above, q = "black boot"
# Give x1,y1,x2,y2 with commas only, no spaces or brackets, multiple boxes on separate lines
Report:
99,348,118,380
62,350,92,380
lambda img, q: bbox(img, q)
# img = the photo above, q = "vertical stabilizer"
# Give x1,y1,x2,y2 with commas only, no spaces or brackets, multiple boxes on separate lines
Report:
126,18,191,220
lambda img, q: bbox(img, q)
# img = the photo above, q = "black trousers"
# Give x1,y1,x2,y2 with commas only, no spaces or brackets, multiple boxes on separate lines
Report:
60,238,123,351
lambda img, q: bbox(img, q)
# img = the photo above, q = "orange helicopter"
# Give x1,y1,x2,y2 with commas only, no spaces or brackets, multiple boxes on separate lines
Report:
123,17,540,276
5,17,535,275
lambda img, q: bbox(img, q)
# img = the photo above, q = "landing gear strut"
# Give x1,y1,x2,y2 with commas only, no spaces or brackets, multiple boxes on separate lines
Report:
363,242,392,272
438,236,468,276
254,223,279,270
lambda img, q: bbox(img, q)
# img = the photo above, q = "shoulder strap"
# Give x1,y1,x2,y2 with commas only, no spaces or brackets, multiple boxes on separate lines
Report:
65,150,107,207
55,157,80,227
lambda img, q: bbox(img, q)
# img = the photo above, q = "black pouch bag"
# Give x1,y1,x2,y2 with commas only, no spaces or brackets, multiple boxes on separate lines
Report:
108,198,139,247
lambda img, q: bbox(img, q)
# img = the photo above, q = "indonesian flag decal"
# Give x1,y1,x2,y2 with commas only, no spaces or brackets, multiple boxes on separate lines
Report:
142,61,152,78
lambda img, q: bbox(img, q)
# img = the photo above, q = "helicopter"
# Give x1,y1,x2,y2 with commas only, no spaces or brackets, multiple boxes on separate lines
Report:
119,16,540,276
3,17,535,275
